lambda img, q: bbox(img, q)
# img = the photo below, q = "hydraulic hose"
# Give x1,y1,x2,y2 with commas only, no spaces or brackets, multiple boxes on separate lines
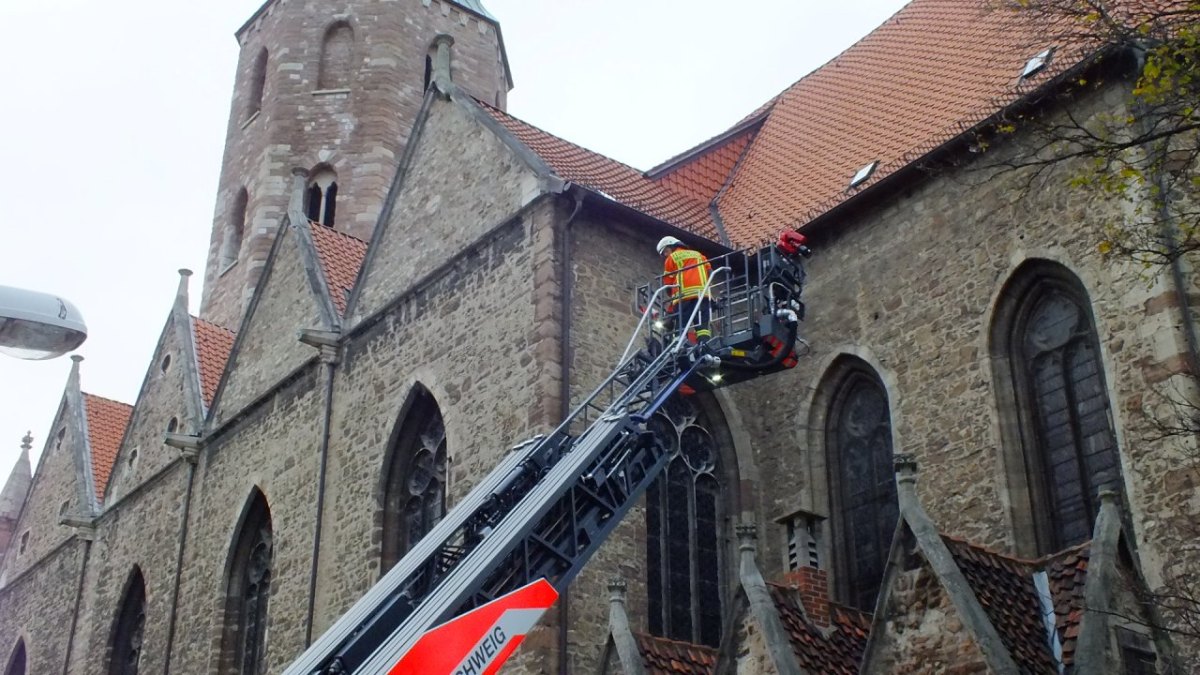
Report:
717,321,799,372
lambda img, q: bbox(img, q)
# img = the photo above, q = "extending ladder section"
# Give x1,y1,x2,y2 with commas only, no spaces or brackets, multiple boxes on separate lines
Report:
286,237,811,675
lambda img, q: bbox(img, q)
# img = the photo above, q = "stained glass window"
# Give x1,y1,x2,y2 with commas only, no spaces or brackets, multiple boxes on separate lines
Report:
646,396,725,646
382,387,447,573
221,491,272,675
109,569,146,675
827,368,896,613
1014,282,1120,550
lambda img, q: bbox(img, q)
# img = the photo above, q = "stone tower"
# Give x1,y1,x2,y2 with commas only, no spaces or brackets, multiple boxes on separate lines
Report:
199,0,512,327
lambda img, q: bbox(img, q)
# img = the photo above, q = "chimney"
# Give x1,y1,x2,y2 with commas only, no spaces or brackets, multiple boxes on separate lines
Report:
777,509,830,628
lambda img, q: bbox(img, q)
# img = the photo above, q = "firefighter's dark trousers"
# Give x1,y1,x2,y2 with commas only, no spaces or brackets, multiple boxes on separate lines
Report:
673,297,712,343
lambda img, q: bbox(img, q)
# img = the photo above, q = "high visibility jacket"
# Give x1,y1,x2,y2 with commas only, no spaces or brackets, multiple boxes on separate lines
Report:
663,248,712,307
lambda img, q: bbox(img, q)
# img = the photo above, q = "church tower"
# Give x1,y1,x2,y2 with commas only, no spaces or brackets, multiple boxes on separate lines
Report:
199,0,512,327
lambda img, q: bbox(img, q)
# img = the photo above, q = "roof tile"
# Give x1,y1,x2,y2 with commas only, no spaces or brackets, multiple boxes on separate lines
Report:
308,221,369,316
716,0,1082,243
191,316,236,410
633,632,718,675
82,393,133,501
943,535,1091,672
478,102,723,241
769,583,870,674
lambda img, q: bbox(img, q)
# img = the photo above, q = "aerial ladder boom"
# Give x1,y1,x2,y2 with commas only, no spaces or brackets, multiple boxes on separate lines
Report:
285,234,812,675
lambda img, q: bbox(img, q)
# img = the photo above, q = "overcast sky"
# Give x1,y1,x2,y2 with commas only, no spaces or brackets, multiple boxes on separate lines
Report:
0,0,909,483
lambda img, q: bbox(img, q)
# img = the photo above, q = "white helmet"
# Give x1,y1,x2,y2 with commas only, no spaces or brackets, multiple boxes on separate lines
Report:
656,236,683,255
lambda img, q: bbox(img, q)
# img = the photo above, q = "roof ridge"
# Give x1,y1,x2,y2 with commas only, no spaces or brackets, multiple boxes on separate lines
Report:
474,97,650,177
191,315,237,336
80,392,134,409
309,219,370,245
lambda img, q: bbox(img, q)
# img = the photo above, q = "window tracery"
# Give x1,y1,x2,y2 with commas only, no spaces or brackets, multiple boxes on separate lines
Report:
306,169,338,227
382,387,447,573
109,569,146,675
645,395,725,647
1005,270,1121,551
220,491,272,675
826,366,896,613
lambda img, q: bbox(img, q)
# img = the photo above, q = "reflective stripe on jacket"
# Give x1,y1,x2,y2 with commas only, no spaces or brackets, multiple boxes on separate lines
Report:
664,248,712,306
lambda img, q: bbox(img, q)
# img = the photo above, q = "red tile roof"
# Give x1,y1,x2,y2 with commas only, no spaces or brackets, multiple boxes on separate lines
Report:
308,221,368,316
1043,542,1090,667
654,127,756,206
769,584,870,675
714,0,1087,244
191,316,236,410
82,393,132,501
943,535,1092,672
475,1,1097,247
632,632,717,675
478,102,723,241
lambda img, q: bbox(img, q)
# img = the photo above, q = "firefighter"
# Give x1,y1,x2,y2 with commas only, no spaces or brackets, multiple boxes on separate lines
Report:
657,236,713,345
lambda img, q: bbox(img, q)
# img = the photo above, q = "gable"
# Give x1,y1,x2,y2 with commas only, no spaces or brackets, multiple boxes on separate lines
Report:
102,310,201,506
350,94,545,322
0,390,95,581
210,223,326,428
863,549,992,674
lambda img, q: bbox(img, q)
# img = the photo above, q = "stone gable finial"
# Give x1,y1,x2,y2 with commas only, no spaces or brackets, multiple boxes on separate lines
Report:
736,523,758,552
608,577,627,606
894,453,918,486
20,432,32,452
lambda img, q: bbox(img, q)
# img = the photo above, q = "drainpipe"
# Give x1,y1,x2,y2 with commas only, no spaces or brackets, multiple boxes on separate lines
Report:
62,535,92,675
557,188,585,675
162,456,198,675
304,340,340,644
1131,44,1200,379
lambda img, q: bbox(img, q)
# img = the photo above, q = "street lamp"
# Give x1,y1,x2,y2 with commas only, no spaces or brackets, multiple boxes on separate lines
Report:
0,285,87,360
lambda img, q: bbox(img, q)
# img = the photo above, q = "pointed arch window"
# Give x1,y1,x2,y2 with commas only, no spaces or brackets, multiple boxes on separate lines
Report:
4,640,25,675
317,22,354,90
220,490,273,675
993,263,1121,554
381,386,447,574
826,363,896,613
109,568,146,675
247,48,268,121
220,188,248,270
306,169,337,228
646,395,732,647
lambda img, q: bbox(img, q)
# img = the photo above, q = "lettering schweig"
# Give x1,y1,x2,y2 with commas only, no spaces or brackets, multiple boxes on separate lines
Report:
454,626,507,675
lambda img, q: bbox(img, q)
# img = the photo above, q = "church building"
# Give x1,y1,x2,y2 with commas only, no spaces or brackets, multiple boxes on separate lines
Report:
0,0,1194,673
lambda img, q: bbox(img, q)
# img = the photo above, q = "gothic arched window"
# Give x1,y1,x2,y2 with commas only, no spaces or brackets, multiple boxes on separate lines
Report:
317,22,354,90
381,386,447,574
247,48,268,120
220,490,273,675
645,395,732,647
4,640,25,675
220,188,248,270
109,568,146,675
306,168,338,228
826,364,896,613
993,263,1121,554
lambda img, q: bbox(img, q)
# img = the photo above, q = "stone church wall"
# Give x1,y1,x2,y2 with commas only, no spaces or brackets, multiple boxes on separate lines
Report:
315,204,545,634
0,539,88,674
72,465,192,675
171,366,326,673
724,82,1190,597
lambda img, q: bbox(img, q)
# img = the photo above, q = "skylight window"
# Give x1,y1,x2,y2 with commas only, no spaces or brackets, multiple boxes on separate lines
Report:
849,161,879,189
1021,48,1055,79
